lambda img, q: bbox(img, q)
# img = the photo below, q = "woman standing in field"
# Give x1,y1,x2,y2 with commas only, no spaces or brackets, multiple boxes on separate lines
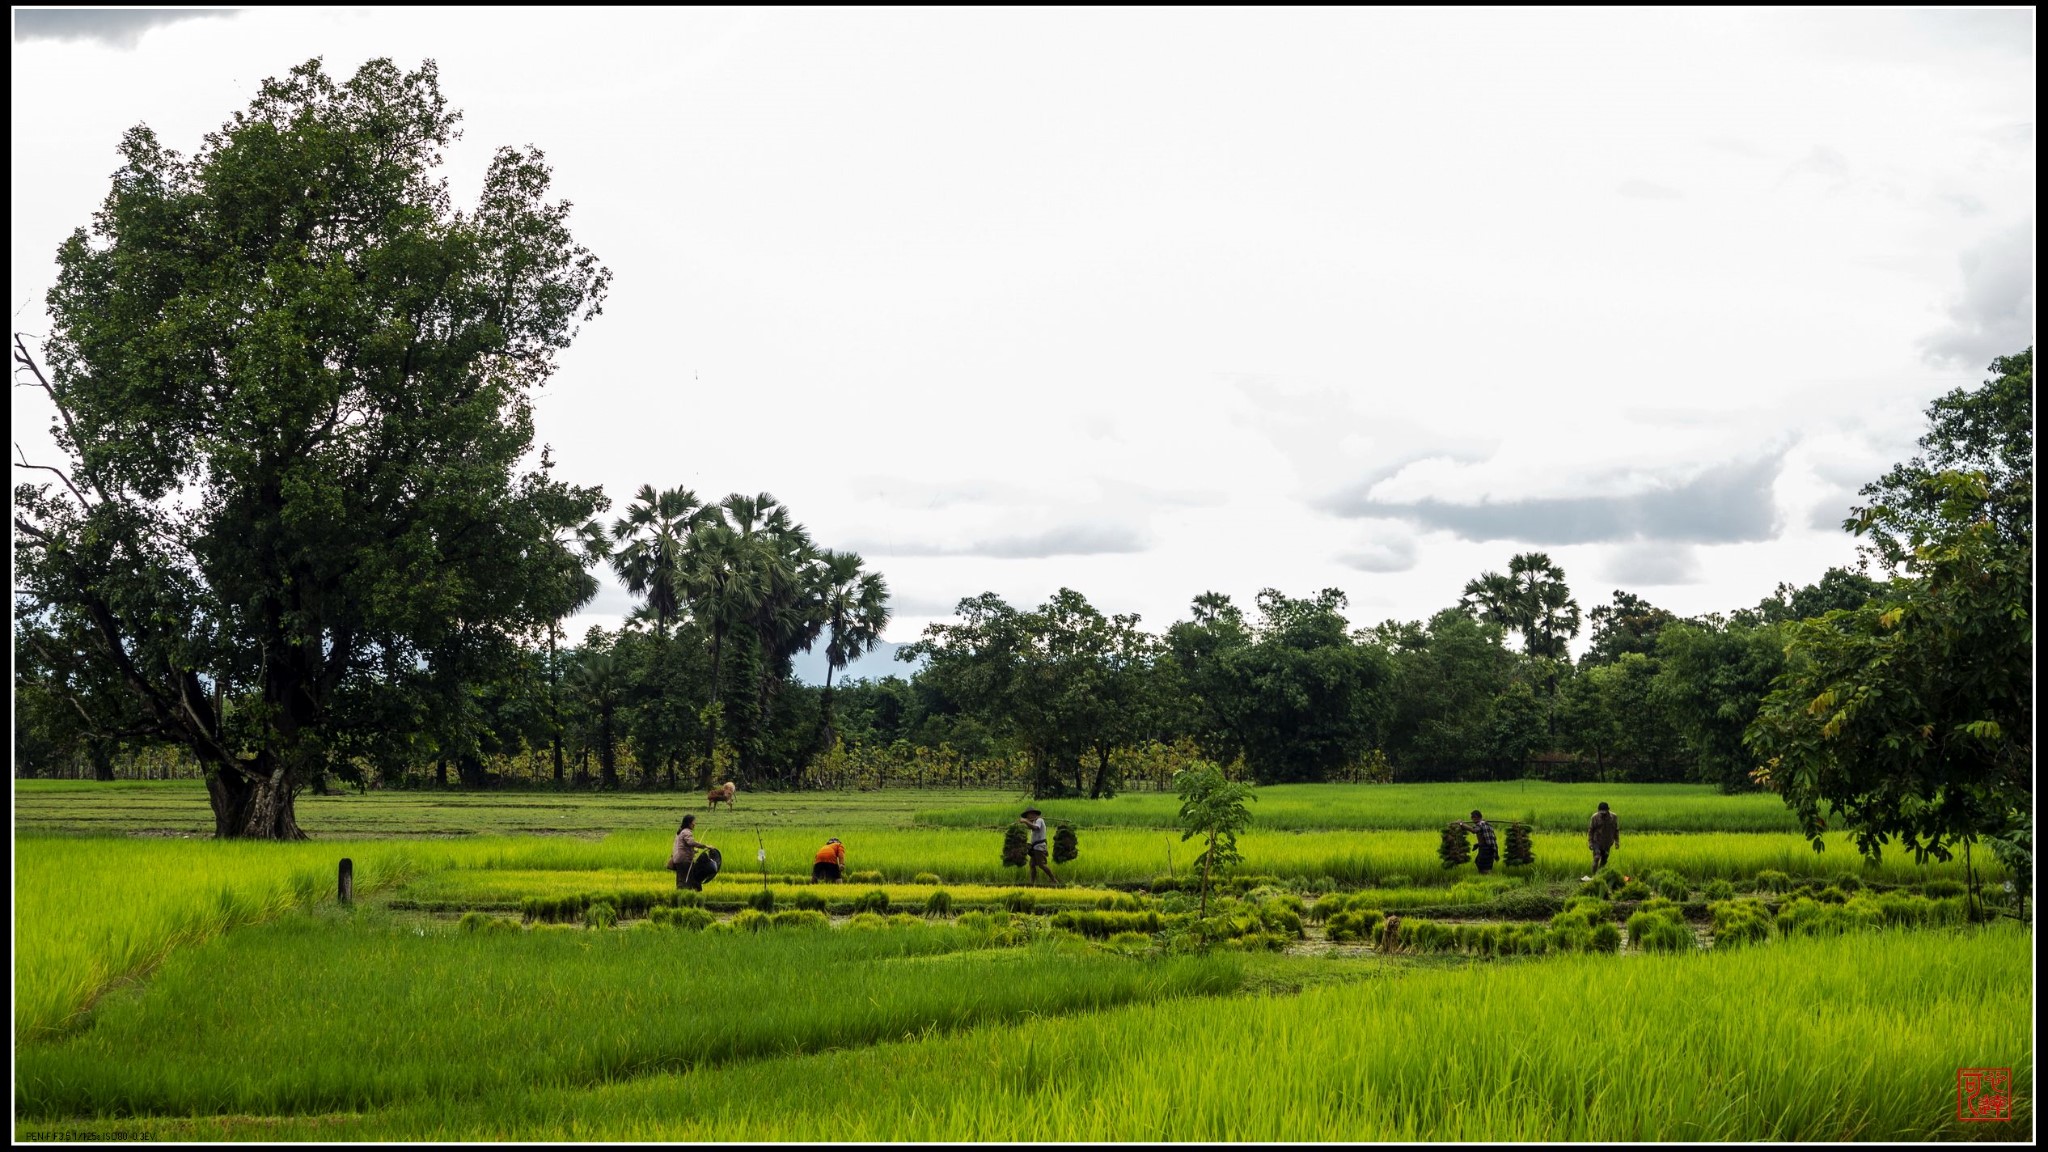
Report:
669,814,708,890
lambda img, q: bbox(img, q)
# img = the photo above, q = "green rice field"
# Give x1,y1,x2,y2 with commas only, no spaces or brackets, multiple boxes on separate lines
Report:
12,780,2031,1142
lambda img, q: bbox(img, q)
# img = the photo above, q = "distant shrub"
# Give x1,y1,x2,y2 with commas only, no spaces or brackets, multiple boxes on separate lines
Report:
745,888,776,913
923,889,953,917
911,873,943,886
582,901,617,930
850,889,890,915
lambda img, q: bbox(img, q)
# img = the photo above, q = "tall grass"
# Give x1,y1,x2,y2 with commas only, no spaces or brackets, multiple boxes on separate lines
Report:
918,782,1811,833
187,924,2028,1141
11,836,424,1039
16,914,1241,1119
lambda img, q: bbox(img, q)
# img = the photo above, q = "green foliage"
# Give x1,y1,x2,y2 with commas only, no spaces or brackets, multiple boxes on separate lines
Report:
583,902,618,930
922,889,953,917
1753,870,1792,893
848,870,886,884
998,890,1036,913
746,888,776,913
1612,880,1652,902
845,911,888,931
1749,350,2031,881
1703,879,1735,901
850,889,890,915
793,890,827,912
1174,762,1256,911
1094,892,1144,912
1460,553,1581,662
911,873,943,886
769,910,830,931
1921,879,1965,898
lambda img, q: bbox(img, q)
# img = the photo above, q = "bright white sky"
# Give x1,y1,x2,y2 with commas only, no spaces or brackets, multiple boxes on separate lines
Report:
10,8,2036,679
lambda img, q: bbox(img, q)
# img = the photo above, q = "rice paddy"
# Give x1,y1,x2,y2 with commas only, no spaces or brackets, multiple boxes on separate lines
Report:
12,781,2032,1142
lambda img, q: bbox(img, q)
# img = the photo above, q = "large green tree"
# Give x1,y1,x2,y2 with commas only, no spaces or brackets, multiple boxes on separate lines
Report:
1750,351,2032,888
814,549,892,754
10,59,610,836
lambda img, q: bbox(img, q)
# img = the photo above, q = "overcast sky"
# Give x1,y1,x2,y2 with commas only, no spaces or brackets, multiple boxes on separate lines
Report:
10,8,2035,678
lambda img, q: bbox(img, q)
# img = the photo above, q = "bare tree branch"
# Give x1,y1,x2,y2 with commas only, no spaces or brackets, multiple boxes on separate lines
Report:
13,443,92,508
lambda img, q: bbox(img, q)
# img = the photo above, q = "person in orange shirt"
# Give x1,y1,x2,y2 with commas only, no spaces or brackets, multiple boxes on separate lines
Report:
812,837,845,883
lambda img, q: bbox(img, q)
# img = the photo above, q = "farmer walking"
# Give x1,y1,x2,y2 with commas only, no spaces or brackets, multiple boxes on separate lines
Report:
1020,807,1060,887
812,837,845,883
1469,809,1498,875
668,813,712,891
1588,801,1620,872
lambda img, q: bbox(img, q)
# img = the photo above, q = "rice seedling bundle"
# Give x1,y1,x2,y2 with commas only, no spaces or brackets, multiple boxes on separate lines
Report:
1053,823,1079,864
1504,823,1534,868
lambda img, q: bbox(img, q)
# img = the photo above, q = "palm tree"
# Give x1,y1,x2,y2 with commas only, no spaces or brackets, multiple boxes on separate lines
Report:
815,549,891,754
610,484,702,638
680,501,773,785
1459,553,1580,660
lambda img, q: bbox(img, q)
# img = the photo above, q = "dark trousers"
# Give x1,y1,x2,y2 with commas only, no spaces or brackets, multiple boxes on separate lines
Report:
1592,846,1610,871
812,861,842,883
1476,848,1497,874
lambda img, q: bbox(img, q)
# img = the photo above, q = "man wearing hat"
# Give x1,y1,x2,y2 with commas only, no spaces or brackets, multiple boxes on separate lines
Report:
812,837,846,883
1019,808,1059,886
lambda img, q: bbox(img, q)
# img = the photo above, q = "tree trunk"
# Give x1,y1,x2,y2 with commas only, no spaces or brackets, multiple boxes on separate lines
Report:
549,626,564,786
599,706,618,789
1089,744,1112,799
205,766,307,840
436,758,448,787
88,740,116,782
1202,828,1216,917
702,626,725,789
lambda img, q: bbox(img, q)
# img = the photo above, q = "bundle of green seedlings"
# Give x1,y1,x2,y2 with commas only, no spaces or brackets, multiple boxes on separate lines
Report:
1437,823,1472,869
645,905,717,931
1549,896,1624,953
1049,909,1164,939
521,888,703,924
1504,823,1534,868
1774,891,1969,938
1094,891,1145,912
1625,898,1695,952
848,870,886,884
1054,823,1079,865
1708,898,1773,948
1001,825,1030,869
956,909,1031,946
1324,904,1386,944
1164,890,1304,953
850,889,891,915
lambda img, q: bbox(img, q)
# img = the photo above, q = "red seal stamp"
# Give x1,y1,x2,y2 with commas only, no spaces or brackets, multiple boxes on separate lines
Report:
1956,1067,2012,1122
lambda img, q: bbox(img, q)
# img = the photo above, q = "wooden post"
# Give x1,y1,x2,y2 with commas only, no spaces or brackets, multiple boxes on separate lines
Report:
339,857,354,904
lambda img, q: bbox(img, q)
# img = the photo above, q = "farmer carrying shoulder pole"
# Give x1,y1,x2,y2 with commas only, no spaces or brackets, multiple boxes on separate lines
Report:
1588,802,1620,872
1020,808,1059,887
668,814,716,891
1469,809,1498,875
812,837,845,883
